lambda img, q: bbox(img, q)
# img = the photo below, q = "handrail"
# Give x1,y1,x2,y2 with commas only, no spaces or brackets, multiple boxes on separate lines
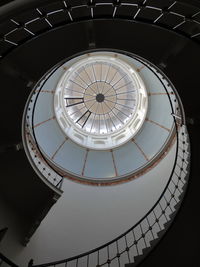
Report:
0,252,19,267
29,49,188,267
0,0,192,266
30,124,189,267
0,0,200,60
25,53,178,186
22,66,64,191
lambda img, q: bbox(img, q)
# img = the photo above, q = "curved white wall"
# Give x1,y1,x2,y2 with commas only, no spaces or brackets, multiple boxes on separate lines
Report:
8,139,177,266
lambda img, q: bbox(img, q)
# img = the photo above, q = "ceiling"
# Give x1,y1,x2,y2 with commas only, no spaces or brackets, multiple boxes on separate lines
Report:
0,0,200,266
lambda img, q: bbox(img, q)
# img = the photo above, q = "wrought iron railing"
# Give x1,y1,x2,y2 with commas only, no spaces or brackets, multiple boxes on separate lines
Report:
0,0,195,186
23,52,179,187
22,67,64,189
23,38,190,267
0,252,18,267
1,0,200,60
27,122,189,267
0,0,193,266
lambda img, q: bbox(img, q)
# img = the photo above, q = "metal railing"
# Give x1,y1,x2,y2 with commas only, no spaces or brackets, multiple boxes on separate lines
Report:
22,67,64,190
27,55,189,266
23,52,179,187
27,123,189,267
0,0,195,188
1,0,200,59
24,40,189,267
0,0,193,266
21,42,189,267
0,252,18,267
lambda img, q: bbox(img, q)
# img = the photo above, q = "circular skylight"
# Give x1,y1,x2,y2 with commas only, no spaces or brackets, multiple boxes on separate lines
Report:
25,51,178,184
54,52,148,150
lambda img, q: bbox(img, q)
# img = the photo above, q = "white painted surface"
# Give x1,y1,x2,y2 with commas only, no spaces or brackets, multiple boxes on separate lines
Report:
32,53,175,180
54,52,148,150
4,53,179,266
11,140,177,266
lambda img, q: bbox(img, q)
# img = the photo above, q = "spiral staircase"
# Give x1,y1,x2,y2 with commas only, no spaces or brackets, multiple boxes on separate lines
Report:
0,0,199,266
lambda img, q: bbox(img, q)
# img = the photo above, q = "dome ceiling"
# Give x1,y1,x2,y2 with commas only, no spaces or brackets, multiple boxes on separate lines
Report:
24,51,177,185
0,0,196,266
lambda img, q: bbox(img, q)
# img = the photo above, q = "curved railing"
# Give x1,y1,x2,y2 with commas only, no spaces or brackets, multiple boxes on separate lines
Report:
24,47,189,267
0,0,195,188
21,43,189,267
26,51,189,266
23,53,178,187
1,0,200,60
28,124,189,267
0,252,18,267
0,0,193,266
22,66,64,189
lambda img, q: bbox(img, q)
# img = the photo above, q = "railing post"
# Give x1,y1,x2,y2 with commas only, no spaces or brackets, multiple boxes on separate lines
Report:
28,259,34,267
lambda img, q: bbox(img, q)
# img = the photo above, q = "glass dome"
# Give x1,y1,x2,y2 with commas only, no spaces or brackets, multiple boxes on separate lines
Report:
54,52,148,150
24,51,178,185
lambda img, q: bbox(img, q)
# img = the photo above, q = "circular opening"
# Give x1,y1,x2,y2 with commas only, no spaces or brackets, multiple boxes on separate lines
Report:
96,93,105,103
23,51,181,184
54,52,148,150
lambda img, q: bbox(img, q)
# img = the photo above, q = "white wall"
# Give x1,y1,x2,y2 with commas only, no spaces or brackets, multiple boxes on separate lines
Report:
7,141,177,266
